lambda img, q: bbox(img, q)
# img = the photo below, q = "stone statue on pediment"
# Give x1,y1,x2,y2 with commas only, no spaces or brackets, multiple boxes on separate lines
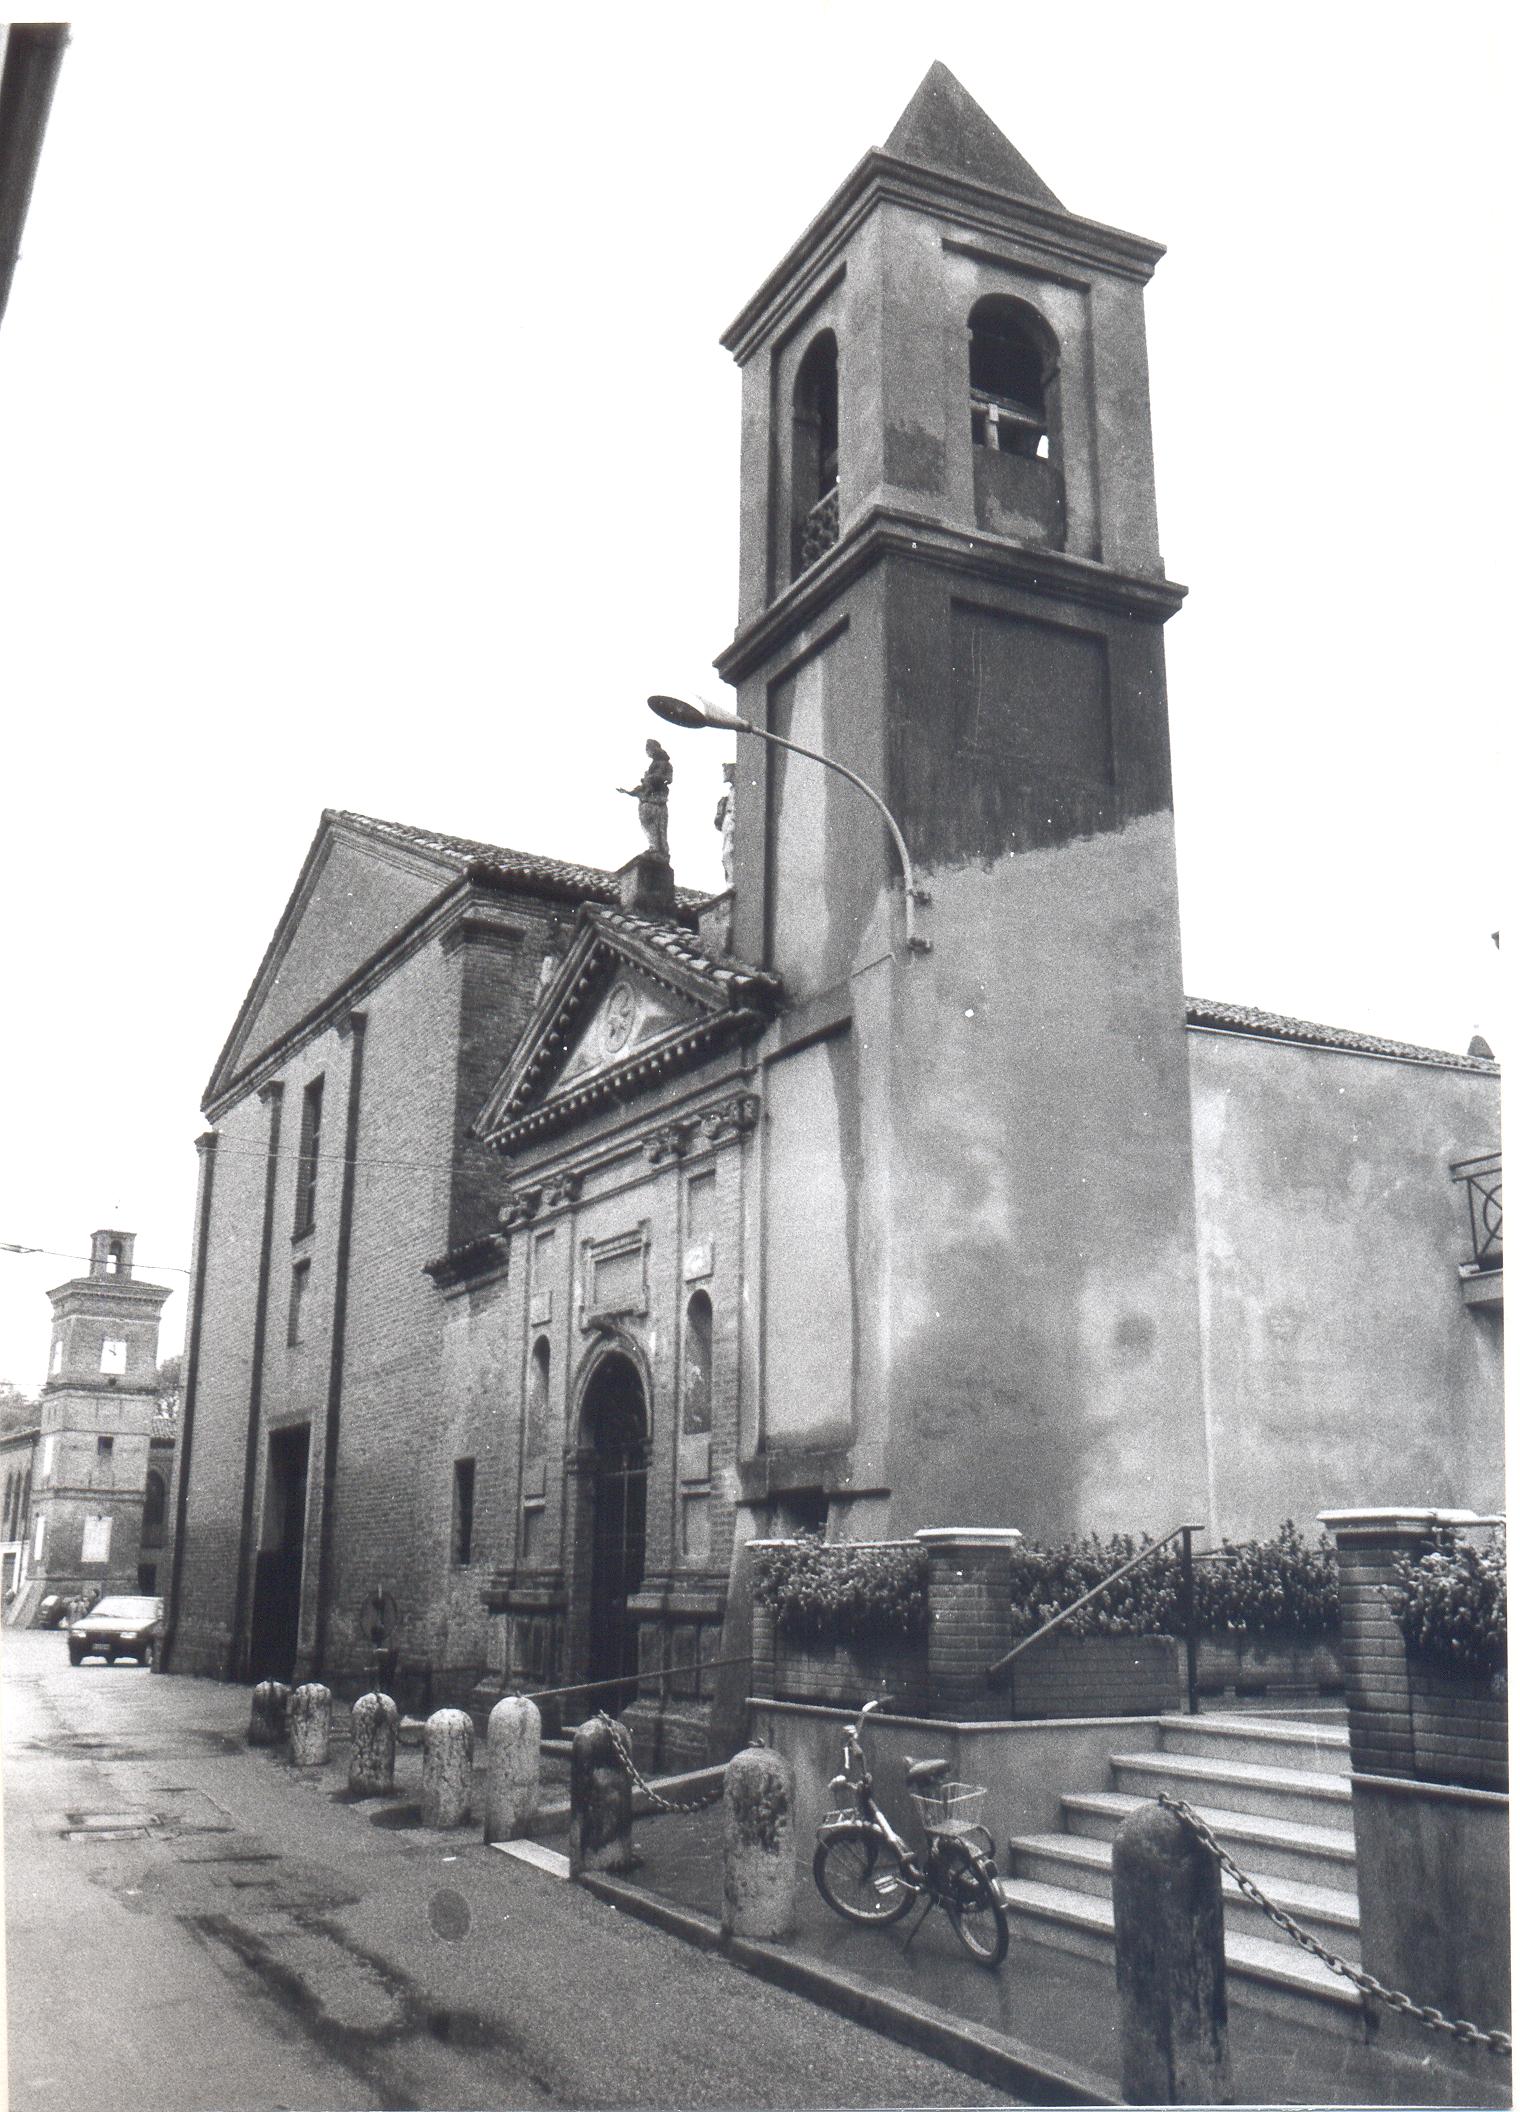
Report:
715,761,736,885
619,739,673,859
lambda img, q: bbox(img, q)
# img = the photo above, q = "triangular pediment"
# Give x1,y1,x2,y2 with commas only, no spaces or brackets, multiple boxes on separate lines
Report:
549,970,691,1099
475,908,781,1152
205,813,465,1108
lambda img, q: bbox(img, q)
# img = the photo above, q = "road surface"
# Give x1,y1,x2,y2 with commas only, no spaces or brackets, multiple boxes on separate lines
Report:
2,1628,1007,2110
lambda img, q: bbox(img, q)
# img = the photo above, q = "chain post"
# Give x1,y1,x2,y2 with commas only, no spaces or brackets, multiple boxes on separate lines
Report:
594,1711,726,1816
1157,1793,1512,2060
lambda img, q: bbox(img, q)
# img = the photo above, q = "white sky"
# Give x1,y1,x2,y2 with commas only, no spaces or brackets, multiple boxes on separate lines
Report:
0,2,1509,1392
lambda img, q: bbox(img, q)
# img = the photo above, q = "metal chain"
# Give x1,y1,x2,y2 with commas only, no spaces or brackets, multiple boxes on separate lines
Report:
594,1711,725,1816
1157,1794,1512,2058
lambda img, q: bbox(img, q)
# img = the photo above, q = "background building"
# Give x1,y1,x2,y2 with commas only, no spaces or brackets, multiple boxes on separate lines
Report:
20,1230,172,1614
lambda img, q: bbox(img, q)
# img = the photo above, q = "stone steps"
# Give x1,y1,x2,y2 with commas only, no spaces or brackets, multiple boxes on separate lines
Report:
1002,1715,1363,2031
995,1877,1362,2025
1009,1828,1361,1961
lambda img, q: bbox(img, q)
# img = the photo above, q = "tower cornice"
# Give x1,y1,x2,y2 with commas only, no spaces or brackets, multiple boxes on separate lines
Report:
715,504,1186,687
721,150,1166,366
45,1276,173,1315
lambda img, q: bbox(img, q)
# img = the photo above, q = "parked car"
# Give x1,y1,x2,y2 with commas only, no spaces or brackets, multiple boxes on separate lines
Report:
67,1595,164,1667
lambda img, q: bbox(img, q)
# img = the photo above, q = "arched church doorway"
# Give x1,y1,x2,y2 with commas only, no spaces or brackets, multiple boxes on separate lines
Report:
581,1353,648,1703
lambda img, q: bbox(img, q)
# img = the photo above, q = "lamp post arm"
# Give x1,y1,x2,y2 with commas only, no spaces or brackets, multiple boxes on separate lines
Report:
728,713,927,953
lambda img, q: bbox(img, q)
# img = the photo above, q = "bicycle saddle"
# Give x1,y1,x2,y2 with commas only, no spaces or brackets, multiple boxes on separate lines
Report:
904,1756,949,1785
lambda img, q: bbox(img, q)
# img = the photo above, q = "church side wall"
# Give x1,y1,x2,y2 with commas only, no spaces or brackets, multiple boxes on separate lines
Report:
315,936,461,1687
1189,1032,1503,1537
170,1089,281,1675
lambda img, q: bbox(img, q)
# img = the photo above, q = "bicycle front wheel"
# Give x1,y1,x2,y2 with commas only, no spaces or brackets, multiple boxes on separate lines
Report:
813,1828,915,1925
936,1840,1009,1966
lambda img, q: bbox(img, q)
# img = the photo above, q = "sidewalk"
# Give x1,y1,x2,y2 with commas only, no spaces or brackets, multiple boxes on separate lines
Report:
572,1801,1502,2109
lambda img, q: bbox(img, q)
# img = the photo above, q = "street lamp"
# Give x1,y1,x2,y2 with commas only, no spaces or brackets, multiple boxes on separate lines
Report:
646,694,930,954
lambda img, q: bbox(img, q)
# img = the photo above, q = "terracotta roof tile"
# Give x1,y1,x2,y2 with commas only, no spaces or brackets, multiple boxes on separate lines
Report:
329,809,709,908
1185,997,1499,1074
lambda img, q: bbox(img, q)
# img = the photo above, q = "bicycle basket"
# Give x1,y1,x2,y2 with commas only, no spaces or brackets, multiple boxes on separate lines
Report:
910,1781,988,1835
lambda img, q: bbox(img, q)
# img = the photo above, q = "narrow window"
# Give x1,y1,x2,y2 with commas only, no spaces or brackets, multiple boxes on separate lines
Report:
452,1458,476,1566
791,330,839,579
526,1338,550,1461
141,1468,167,1551
294,1076,324,1238
49,1336,61,1375
97,1433,114,1458
287,1259,310,1346
969,296,1053,458
681,1291,713,1435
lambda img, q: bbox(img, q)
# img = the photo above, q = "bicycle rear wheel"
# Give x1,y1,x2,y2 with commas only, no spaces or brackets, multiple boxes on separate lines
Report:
813,1828,915,1925
936,1839,1009,1966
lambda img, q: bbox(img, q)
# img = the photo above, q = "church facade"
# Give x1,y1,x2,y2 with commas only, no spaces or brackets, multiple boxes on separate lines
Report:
164,70,1501,1759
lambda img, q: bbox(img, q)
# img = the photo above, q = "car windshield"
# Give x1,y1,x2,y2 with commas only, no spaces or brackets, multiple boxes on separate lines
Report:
88,1598,160,1621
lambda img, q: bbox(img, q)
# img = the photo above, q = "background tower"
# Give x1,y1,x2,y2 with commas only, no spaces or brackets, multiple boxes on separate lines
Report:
33,1230,172,1601
719,65,1212,1541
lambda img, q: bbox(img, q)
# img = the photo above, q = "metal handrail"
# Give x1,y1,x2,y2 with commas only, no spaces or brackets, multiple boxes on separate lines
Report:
986,1521,1208,1714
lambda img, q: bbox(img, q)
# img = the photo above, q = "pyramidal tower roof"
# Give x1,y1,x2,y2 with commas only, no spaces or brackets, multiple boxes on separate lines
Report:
883,61,1063,210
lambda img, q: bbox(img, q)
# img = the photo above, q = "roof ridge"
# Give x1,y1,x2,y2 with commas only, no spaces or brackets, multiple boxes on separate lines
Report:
329,808,709,907
1185,995,1499,1073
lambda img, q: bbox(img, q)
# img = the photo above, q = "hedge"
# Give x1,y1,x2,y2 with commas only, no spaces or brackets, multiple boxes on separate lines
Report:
1385,1530,1506,1678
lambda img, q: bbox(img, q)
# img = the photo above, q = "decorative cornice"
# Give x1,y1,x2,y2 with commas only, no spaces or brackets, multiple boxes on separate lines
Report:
437,907,526,958
647,1119,698,1166
722,147,1165,364
699,1091,761,1144
715,504,1187,686
488,1011,768,1157
422,1232,510,1289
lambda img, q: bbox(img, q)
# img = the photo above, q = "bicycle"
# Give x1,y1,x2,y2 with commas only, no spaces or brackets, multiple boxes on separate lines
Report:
812,1697,1009,1967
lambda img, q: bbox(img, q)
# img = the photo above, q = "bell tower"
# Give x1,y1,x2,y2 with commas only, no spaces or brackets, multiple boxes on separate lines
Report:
719,66,1212,1542
34,1228,172,1599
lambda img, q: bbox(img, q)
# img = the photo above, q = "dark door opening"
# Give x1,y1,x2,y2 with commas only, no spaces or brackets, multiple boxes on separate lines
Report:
584,1356,648,1709
249,1423,309,1684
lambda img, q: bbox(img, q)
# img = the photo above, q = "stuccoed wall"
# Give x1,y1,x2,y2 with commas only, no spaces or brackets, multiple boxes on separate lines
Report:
1190,1033,1502,1539
1350,1773,1510,2058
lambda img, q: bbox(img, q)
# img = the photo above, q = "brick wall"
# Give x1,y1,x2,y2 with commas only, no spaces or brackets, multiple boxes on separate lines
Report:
171,869,587,1692
1325,1508,1507,1792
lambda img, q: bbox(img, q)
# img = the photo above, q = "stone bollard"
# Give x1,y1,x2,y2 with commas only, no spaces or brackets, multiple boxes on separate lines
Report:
721,1744,797,1941
421,1708,475,1829
248,1680,291,1747
348,1690,399,1796
1113,1802,1232,2105
484,1695,541,1843
568,1716,634,1877
288,1683,332,1768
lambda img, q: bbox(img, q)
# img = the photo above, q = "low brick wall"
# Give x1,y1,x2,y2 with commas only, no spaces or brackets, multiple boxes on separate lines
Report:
767,1627,933,1716
1008,1633,1179,1719
1195,1629,1343,1701
1408,1663,1508,1794
1322,1508,1507,1793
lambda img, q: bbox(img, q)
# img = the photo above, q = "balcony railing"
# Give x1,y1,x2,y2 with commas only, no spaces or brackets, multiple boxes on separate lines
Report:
1452,1152,1502,1274
798,483,839,570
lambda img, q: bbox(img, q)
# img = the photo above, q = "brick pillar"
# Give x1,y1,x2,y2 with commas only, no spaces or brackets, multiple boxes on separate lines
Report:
745,1539,785,1702
1320,1507,1485,1780
916,1529,1020,1722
